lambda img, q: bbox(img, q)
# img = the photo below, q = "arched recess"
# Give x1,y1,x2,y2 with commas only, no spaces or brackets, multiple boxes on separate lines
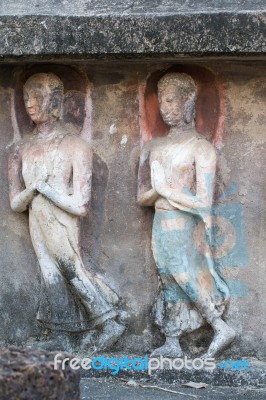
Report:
11,64,92,143
139,65,226,147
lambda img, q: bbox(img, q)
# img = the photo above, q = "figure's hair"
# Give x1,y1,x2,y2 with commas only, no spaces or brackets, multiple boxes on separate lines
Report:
158,73,197,123
24,73,64,120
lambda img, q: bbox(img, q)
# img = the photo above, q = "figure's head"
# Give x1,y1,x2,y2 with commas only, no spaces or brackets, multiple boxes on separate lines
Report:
158,73,197,127
23,73,64,124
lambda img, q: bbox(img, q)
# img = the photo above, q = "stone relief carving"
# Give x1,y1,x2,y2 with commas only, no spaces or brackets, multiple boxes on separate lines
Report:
8,73,125,352
138,73,236,358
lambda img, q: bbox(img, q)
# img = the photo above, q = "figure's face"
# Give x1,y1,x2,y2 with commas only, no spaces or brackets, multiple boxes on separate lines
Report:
158,85,185,127
23,81,52,124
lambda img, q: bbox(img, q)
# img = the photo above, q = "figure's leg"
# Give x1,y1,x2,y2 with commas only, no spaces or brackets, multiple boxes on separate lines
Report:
172,269,235,358
151,336,183,358
67,256,117,323
29,238,73,352
90,319,126,354
198,270,235,357
152,210,235,359
201,318,236,359
151,297,205,357
68,256,125,352
29,207,125,352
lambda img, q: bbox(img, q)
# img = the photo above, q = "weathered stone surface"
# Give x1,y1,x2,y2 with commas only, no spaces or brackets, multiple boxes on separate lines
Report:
0,347,80,400
0,61,265,359
0,1,265,59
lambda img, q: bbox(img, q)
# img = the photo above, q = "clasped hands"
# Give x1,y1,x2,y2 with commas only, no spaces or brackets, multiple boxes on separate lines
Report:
151,161,206,217
151,160,179,199
27,165,50,197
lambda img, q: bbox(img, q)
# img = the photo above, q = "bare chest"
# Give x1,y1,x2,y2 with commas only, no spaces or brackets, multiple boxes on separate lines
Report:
150,141,196,179
21,139,72,187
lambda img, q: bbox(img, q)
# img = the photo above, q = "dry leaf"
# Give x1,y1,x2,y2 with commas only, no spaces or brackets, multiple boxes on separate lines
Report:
182,381,209,389
127,379,139,387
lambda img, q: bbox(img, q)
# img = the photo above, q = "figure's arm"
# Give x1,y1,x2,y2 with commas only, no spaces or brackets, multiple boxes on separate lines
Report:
137,145,159,207
153,140,216,217
8,146,36,212
37,139,92,217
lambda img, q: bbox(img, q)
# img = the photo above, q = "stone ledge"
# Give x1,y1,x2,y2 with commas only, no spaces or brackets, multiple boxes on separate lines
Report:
1,1,266,16
0,11,265,60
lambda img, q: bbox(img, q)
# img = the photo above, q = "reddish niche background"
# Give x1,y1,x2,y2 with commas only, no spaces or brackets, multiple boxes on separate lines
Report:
140,65,225,146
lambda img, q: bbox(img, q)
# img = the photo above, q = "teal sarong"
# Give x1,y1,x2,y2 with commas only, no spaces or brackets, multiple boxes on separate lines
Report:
152,209,229,336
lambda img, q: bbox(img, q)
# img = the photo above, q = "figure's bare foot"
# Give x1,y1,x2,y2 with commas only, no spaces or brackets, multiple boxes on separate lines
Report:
151,337,183,358
203,320,236,359
96,320,125,352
